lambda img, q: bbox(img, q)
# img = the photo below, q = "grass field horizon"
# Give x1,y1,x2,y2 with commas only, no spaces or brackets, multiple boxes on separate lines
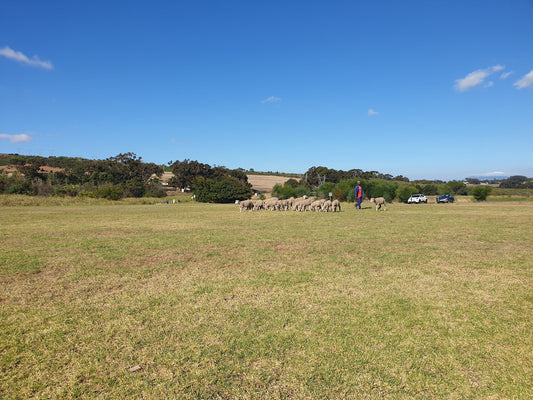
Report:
1,199,532,399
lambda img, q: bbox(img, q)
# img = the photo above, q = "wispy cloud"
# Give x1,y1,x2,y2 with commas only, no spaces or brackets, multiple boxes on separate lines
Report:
500,71,513,79
483,171,507,177
0,46,53,69
261,96,281,104
0,133,34,143
454,65,504,91
368,109,378,116
484,81,494,88
514,70,533,89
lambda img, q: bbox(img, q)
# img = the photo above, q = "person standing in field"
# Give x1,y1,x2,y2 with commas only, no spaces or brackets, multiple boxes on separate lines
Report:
354,181,364,209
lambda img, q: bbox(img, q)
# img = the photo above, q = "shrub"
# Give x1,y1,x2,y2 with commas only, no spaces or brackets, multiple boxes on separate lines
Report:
446,180,468,195
396,185,418,203
87,184,124,200
194,176,251,203
272,183,297,199
418,184,439,196
144,188,167,198
293,185,311,198
285,178,300,188
54,185,80,197
316,182,336,199
366,181,398,202
471,186,492,201
125,178,146,198
335,179,360,202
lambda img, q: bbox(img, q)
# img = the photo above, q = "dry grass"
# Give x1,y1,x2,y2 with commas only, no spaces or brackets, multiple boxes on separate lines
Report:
0,200,532,399
246,175,294,193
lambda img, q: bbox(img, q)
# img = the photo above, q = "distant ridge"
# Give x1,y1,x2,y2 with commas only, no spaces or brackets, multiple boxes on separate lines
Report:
467,175,509,181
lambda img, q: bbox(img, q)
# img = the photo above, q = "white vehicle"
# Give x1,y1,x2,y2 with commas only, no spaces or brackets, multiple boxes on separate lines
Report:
407,194,428,204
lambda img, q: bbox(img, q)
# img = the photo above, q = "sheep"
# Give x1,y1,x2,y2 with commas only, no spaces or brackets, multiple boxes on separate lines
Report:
321,200,332,212
369,197,387,211
238,199,254,212
252,200,265,211
298,196,315,212
264,197,279,210
331,199,341,212
309,199,325,212
278,199,289,211
291,198,305,212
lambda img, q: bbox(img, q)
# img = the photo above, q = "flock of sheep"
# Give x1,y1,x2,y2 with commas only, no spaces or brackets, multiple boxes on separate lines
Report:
237,196,388,212
237,196,341,212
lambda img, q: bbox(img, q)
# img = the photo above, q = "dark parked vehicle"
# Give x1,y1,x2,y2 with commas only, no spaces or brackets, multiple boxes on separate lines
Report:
436,194,455,203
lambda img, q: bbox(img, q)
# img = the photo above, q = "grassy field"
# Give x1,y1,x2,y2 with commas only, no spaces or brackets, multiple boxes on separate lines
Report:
1,198,532,399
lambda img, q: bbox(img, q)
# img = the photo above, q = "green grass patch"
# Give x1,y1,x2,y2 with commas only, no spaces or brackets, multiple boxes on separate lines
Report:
0,200,532,399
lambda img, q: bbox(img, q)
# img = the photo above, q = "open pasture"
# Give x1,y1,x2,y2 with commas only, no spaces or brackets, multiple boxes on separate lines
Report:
1,200,532,399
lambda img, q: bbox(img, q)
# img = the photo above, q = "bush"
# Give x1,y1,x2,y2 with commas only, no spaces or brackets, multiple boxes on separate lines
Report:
125,178,146,198
396,185,418,203
417,184,439,196
194,176,251,203
144,188,167,198
293,185,311,198
366,181,398,202
86,184,124,200
445,180,468,195
316,182,336,199
272,183,297,199
335,179,360,202
471,186,492,201
53,185,80,197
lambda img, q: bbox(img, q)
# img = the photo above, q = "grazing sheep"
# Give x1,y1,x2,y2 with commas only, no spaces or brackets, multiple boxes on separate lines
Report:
287,197,295,209
300,196,316,212
309,199,325,212
238,199,254,212
292,198,305,212
252,200,265,211
321,200,332,212
278,199,289,211
264,197,279,210
331,199,341,212
369,197,387,211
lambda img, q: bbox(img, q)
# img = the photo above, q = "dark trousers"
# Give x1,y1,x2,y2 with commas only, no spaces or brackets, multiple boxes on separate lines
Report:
356,197,362,209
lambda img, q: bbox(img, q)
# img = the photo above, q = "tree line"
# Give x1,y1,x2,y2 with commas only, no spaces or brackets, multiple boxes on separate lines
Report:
0,153,165,200
0,154,253,202
1,153,530,202
272,178,472,203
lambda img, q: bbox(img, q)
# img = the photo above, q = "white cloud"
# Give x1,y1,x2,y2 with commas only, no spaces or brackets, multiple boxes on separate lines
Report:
454,65,504,91
0,46,53,69
368,109,378,116
484,81,494,88
483,171,507,177
514,70,533,89
261,96,281,104
0,133,34,143
500,71,513,79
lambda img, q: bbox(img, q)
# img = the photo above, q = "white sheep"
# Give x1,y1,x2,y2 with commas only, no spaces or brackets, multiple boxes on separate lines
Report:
309,199,325,212
331,199,341,212
321,200,332,212
238,199,254,212
252,200,264,211
369,197,387,211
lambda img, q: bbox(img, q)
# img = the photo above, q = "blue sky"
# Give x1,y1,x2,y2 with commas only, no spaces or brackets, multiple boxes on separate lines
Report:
1,0,532,181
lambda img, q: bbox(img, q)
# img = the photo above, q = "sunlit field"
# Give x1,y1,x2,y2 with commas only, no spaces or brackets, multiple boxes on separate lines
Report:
1,198,532,399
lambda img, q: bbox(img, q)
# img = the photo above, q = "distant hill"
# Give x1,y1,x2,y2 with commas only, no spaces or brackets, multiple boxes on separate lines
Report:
467,176,509,181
